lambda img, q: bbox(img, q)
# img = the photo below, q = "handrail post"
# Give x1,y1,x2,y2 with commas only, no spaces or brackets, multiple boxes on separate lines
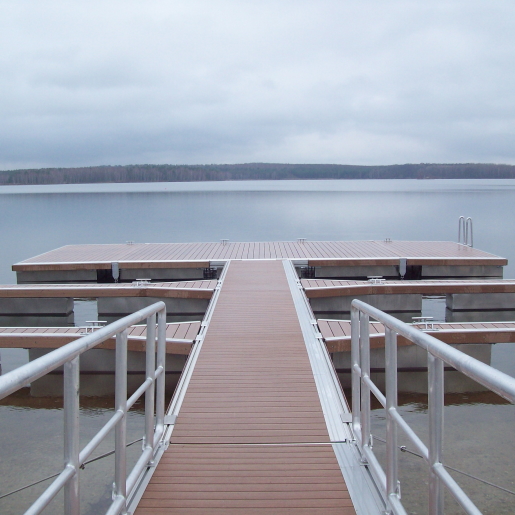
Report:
360,311,371,455
64,356,80,515
0,302,167,515
428,352,444,515
114,329,128,514
350,306,361,438
155,308,166,445
385,327,399,512
144,313,156,461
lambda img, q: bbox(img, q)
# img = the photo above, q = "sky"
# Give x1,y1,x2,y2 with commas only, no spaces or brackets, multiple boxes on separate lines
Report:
1,0,514,170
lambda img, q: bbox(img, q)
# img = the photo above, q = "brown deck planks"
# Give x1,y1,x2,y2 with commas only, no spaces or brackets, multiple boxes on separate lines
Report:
302,278,515,297
0,281,216,299
134,260,355,515
319,319,515,351
0,322,200,354
12,240,506,272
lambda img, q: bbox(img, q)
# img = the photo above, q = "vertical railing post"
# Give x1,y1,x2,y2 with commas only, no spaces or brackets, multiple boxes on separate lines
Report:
144,313,156,460
155,308,166,447
385,327,399,512
428,352,444,515
64,356,80,515
360,311,371,455
350,306,361,439
114,330,128,514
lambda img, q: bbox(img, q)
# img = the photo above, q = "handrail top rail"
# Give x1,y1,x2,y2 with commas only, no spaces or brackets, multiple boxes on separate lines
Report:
0,301,166,401
351,299,515,404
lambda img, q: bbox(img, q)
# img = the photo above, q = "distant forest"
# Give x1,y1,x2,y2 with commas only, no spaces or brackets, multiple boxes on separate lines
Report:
2,163,515,185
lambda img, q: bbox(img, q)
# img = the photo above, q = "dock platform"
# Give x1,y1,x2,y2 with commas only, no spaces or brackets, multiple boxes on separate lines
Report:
13,240,506,267
12,240,506,283
319,319,515,351
0,321,199,354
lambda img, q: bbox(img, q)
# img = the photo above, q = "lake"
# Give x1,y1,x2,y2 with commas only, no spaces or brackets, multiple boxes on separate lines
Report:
1,178,515,284
0,179,514,514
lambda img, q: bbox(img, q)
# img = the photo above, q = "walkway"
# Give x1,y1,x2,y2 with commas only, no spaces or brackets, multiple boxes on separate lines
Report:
134,260,355,514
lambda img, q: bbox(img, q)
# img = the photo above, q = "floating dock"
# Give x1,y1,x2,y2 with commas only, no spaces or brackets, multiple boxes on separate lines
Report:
13,240,506,283
3,240,513,513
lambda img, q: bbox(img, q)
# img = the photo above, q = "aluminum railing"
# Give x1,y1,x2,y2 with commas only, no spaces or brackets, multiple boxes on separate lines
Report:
0,301,167,515
458,215,473,247
351,299,515,515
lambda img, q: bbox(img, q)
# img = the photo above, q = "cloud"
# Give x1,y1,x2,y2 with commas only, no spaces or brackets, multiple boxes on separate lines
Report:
0,0,514,169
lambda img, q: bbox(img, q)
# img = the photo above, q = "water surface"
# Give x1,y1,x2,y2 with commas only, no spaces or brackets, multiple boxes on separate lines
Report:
1,179,514,514
1,179,514,283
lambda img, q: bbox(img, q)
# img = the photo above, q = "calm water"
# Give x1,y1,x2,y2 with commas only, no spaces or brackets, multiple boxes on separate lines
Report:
0,179,514,513
1,179,515,283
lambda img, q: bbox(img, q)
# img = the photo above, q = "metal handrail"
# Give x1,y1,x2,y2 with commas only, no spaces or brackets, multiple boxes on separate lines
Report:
0,301,167,515
458,216,473,247
351,299,515,515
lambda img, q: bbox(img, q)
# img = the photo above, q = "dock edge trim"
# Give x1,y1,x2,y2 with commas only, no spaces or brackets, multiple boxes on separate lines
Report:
283,259,386,515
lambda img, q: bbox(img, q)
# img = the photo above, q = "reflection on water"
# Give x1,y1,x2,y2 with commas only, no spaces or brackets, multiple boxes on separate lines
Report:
0,391,151,515
371,392,515,515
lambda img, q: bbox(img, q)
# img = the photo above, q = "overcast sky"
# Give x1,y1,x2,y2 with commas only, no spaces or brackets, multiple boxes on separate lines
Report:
1,0,514,170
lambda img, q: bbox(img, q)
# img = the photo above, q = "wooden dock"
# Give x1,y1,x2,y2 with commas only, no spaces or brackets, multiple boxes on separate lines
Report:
0,321,200,355
303,278,515,297
3,316,514,356
134,260,356,514
13,240,506,270
319,319,515,351
5,240,513,514
0,280,216,299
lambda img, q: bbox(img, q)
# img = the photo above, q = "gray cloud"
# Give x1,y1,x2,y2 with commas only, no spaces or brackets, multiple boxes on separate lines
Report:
1,0,514,169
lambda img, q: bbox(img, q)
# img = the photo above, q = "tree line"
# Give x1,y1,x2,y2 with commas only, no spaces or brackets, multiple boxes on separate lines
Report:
1,162,515,185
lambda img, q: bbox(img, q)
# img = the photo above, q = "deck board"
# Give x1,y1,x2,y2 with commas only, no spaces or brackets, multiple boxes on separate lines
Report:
0,280,216,299
0,322,200,354
320,319,515,351
303,278,515,297
13,240,506,271
134,260,354,515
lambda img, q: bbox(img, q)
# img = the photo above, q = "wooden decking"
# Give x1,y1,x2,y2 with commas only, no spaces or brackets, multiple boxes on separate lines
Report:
0,322,200,355
303,278,515,297
0,280,216,299
319,319,515,352
13,240,506,271
134,260,355,514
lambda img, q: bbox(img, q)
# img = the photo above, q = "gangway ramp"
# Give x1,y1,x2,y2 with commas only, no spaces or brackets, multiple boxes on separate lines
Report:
133,260,360,514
